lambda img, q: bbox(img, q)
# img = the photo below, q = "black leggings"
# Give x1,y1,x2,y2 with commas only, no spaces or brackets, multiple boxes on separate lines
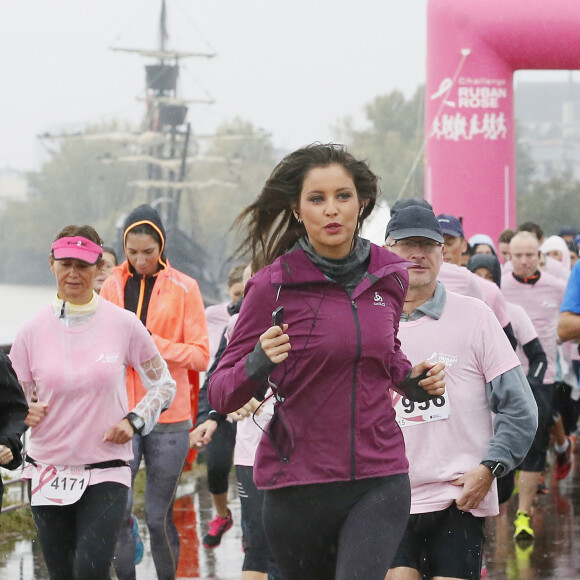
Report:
236,465,282,578
263,474,411,580
206,420,236,494
30,481,128,580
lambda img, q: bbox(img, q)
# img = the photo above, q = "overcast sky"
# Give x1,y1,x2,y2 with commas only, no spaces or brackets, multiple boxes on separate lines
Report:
1,0,572,172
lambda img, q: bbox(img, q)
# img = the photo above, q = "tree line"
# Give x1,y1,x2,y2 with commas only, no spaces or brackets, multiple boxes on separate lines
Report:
1,86,578,287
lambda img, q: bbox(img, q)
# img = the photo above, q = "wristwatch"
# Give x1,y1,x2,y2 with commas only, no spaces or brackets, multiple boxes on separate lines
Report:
125,412,145,434
481,460,506,478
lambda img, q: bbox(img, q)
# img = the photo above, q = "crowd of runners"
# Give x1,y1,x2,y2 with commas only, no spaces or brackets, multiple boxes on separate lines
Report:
1,142,580,579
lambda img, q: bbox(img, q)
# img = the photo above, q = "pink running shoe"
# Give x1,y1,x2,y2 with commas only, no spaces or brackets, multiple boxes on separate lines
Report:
556,437,572,481
203,509,233,548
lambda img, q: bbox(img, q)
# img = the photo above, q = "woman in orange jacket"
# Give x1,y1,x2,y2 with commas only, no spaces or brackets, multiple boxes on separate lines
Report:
101,204,209,580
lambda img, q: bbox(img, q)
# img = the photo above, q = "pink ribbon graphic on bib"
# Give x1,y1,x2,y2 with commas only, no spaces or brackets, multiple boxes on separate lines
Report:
31,465,63,504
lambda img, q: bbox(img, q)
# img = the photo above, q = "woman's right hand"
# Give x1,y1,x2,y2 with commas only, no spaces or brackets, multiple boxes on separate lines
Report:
229,397,263,421
189,419,219,448
260,324,291,364
25,402,48,427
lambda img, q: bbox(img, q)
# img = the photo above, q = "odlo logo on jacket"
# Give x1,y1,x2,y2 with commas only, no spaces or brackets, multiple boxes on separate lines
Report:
374,292,385,307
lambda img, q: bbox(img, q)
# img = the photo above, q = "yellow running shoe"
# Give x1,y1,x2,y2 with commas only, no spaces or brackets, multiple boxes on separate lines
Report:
513,510,534,540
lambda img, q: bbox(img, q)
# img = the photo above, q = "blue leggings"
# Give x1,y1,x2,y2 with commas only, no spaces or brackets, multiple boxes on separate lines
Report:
31,481,128,580
113,429,190,580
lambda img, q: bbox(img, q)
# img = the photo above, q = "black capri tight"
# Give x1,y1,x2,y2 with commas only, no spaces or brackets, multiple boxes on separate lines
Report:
206,420,236,494
263,474,411,580
519,383,555,472
30,481,128,580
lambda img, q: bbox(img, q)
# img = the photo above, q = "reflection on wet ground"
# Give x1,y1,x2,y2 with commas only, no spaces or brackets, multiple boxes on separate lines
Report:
0,468,245,580
484,449,580,580
2,450,580,579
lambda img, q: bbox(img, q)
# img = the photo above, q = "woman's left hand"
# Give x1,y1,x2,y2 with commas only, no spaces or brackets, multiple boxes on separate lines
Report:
103,419,134,445
411,361,446,396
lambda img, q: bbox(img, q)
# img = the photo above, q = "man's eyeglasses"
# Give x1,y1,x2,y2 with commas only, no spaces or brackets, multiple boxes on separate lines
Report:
387,239,443,253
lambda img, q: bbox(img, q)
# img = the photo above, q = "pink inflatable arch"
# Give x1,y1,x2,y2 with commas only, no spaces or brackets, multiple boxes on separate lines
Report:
426,0,580,242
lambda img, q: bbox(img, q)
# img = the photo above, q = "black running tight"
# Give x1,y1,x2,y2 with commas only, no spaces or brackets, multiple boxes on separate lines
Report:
31,481,128,580
263,474,411,580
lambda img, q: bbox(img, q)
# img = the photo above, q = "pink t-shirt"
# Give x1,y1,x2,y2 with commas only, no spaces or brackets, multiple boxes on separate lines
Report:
10,300,158,487
397,291,521,517
225,312,274,466
439,263,510,326
501,272,566,384
234,396,275,467
477,276,510,328
506,302,538,348
204,302,231,370
438,262,484,301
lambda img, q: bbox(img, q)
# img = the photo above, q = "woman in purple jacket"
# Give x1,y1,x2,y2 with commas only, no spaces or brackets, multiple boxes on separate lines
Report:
209,143,445,580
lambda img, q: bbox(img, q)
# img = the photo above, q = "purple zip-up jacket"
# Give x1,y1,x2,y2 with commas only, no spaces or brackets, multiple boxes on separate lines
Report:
209,244,413,489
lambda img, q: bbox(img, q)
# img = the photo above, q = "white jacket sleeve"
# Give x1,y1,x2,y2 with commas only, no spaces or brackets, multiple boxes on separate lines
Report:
133,353,176,434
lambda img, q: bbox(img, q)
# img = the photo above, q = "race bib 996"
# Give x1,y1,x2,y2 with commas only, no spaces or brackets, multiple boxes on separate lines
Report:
392,391,451,428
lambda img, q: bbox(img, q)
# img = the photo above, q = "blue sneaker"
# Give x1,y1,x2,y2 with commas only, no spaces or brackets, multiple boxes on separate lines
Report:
131,515,144,565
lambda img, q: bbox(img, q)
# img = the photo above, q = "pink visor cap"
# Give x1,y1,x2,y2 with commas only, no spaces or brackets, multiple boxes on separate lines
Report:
51,236,103,265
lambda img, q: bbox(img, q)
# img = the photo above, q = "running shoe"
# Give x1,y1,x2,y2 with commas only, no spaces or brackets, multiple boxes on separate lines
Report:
131,515,144,565
513,510,534,540
555,437,572,480
203,509,233,548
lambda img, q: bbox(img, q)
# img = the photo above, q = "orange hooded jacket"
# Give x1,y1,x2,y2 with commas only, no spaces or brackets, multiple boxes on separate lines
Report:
101,261,209,424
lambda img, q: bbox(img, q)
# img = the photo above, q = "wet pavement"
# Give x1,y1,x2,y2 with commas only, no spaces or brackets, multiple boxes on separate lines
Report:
1,449,580,579
483,448,580,580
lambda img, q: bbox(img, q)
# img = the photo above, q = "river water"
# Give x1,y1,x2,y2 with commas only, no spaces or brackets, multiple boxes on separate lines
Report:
0,284,55,346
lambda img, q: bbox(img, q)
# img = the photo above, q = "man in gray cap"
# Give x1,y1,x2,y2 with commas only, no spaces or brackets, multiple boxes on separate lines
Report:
384,206,537,580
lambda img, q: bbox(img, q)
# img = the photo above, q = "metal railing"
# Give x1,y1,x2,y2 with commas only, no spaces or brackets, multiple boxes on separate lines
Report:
2,477,29,513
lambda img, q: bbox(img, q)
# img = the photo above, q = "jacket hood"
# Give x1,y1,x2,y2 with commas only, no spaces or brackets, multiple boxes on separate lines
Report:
123,204,167,272
467,253,502,288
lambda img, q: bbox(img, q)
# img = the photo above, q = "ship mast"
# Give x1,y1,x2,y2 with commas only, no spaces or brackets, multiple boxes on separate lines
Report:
115,0,218,299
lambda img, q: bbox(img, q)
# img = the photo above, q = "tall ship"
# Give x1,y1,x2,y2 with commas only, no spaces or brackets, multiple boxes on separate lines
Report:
110,0,220,302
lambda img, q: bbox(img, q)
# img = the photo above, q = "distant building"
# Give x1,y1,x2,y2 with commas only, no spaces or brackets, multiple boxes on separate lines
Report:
0,168,27,210
515,79,580,181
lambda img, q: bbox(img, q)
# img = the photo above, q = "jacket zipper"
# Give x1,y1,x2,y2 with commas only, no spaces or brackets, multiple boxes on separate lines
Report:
349,298,362,480
136,278,146,322
394,273,404,292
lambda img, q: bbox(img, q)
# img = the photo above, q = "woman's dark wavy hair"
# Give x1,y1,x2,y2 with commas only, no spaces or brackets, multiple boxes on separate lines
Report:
234,143,379,270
